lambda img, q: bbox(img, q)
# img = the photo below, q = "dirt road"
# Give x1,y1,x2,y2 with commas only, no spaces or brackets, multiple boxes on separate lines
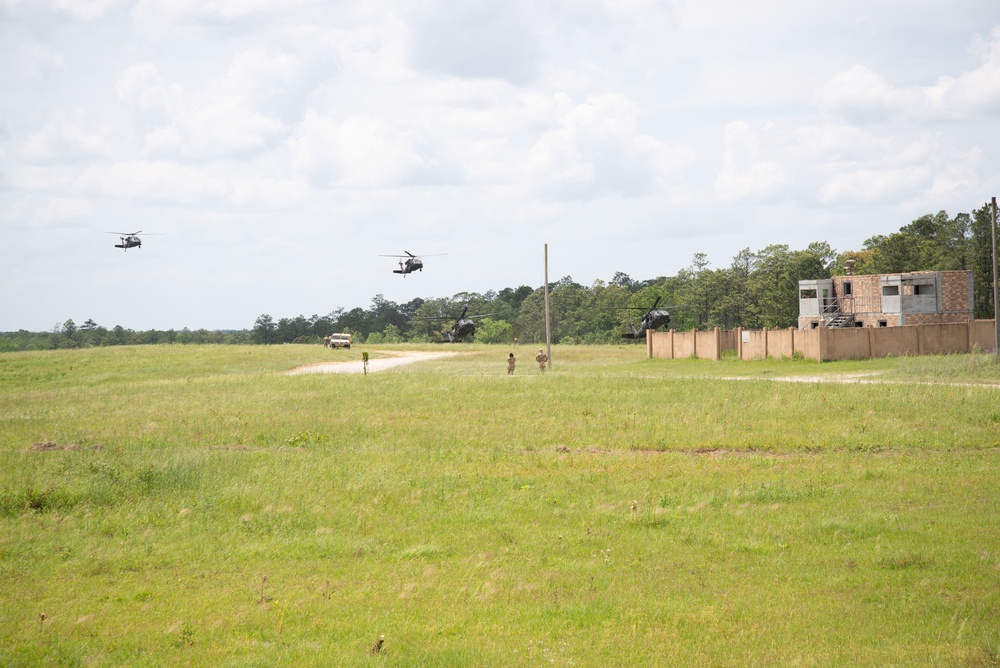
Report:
287,351,458,375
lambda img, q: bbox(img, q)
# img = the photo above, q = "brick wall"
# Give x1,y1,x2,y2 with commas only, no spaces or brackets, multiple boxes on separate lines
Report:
939,270,973,315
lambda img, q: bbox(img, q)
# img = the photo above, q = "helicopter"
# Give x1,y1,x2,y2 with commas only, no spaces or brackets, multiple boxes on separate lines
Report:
379,251,446,276
426,306,495,342
621,297,671,339
106,231,159,251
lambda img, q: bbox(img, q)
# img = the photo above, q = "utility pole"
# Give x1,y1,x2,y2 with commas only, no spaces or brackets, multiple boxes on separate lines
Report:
544,243,552,370
992,197,999,362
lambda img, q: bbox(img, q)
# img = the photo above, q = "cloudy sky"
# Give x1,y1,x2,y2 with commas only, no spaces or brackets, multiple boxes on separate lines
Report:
2,0,999,331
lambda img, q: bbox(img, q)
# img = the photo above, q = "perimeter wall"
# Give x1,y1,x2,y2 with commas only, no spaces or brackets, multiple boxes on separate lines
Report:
646,320,997,361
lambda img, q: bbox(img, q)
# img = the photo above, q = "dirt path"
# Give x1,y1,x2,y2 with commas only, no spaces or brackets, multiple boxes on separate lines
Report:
287,351,458,375
714,372,1000,389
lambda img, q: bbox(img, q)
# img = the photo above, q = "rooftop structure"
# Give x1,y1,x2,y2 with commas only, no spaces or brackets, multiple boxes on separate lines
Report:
798,270,974,329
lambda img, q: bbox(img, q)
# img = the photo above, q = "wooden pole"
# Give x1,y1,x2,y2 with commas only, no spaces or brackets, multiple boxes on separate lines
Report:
992,197,998,362
544,244,552,369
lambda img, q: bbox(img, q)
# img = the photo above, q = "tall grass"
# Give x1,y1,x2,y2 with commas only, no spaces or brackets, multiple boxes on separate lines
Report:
1,345,998,666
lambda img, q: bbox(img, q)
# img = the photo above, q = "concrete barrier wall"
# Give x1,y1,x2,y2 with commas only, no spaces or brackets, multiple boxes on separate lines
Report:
769,329,795,359
649,320,997,361
794,329,820,360
672,332,696,358
869,326,918,358
740,329,768,360
737,328,805,360
820,327,870,361
972,320,997,350
720,329,738,353
918,322,972,355
647,329,723,360
695,330,720,360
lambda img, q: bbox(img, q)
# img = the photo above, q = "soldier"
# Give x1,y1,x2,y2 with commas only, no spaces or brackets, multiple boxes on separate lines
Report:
535,348,548,372
507,352,516,375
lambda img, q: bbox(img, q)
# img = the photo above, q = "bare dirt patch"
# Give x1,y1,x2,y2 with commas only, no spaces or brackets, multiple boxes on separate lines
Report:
287,351,459,375
716,372,1000,389
29,441,102,451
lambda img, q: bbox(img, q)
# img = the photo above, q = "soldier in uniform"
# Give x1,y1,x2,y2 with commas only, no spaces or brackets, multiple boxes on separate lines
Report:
535,348,548,372
507,352,516,375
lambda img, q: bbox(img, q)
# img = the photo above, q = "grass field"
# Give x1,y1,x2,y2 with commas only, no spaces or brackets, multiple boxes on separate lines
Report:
1,344,999,666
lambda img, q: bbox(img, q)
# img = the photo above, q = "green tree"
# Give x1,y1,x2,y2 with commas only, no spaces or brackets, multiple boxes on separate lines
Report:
865,232,935,273
900,211,970,270
474,318,514,343
970,202,997,319
103,325,129,346
745,243,833,329
59,319,78,348
514,289,547,343
252,314,276,344
674,253,717,329
382,324,404,343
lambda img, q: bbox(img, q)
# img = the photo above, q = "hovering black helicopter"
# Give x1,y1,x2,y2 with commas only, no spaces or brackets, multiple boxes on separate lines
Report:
106,231,159,251
379,251,446,276
426,306,495,342
621,297,671,339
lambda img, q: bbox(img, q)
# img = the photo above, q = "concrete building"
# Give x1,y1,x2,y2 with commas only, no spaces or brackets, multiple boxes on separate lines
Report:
798,269,974,329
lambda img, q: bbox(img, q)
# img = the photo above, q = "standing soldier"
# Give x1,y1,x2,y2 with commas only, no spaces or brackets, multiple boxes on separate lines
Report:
535,348,548,372
507,352,516,375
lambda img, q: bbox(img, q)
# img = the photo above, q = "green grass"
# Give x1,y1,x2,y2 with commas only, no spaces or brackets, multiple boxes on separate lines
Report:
1,344,999,666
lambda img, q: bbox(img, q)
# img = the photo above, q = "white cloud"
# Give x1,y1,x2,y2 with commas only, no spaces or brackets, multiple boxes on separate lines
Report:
925,147,983,201
924,26,1000,117
714,122,788,203
32,197,93,227
290,110,429,188
75,160,226,204
116,60,288,160
218,47,302,106
12,39,65,82
19,111,117,163
820,167,932,205
407,0,540,84
520,94,696,199
52,0,124,20
130,0,300,32
816,27,1000,123
814,65,916,124
116,62,182,112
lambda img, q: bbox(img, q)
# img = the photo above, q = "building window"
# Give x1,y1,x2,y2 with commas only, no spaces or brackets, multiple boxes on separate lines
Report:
800,288,817,299
854,320,863,327
878,320,887,327
914,283,934,295
882,285,899,296
844,281,852,296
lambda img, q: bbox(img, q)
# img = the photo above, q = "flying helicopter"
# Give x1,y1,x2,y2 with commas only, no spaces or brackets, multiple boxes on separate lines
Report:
379,251,446,276
426,306,495,342
620,297,671,339
105,231,160,251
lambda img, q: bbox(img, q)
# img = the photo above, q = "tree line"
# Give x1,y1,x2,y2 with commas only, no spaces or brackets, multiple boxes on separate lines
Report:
4,204,996,352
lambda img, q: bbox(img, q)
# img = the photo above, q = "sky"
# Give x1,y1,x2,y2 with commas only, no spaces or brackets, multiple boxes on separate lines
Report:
2,0,999,332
